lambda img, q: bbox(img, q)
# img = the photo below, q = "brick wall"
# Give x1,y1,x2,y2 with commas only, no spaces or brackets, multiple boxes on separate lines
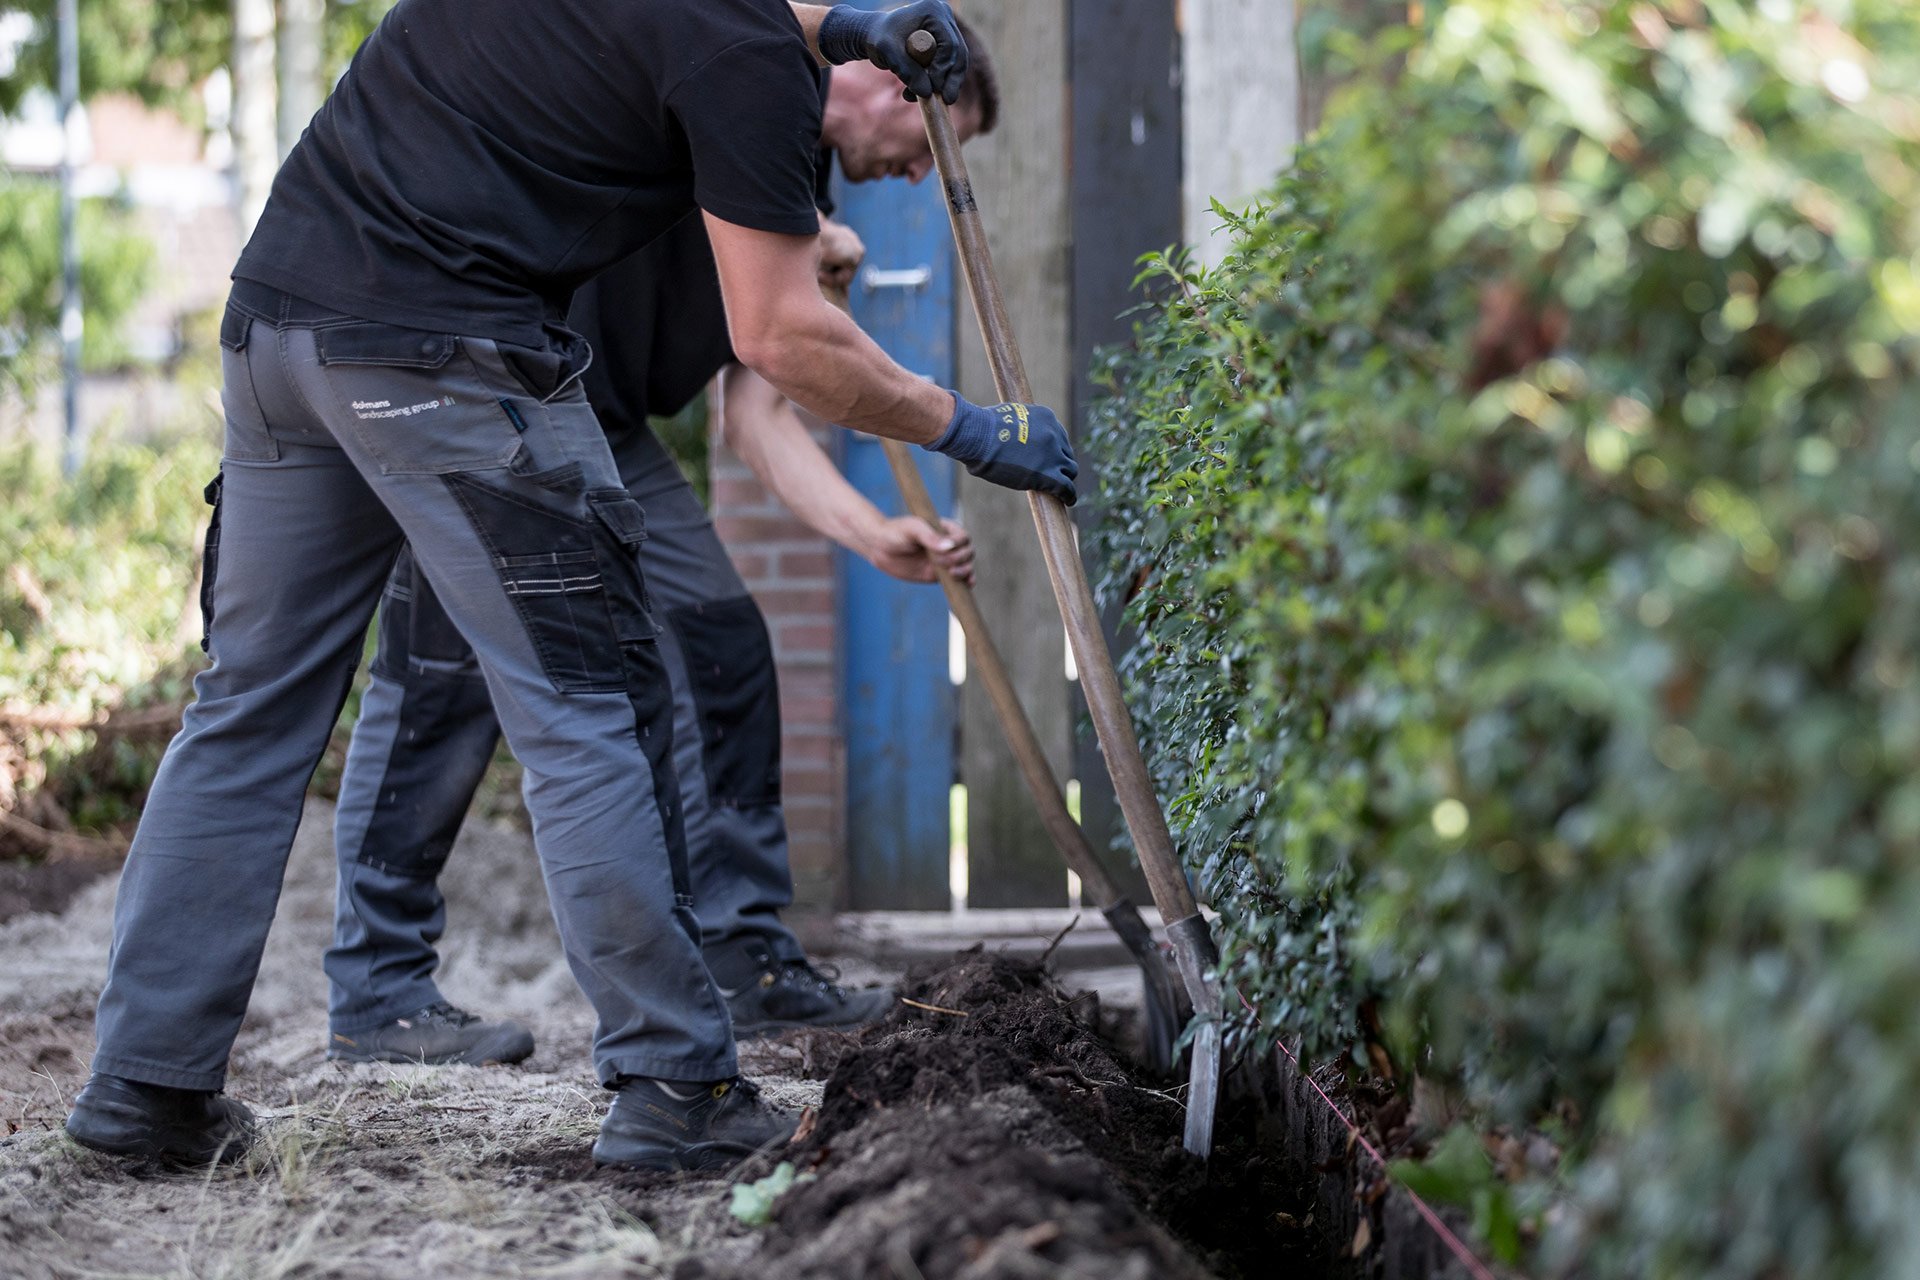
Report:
708,417,847,917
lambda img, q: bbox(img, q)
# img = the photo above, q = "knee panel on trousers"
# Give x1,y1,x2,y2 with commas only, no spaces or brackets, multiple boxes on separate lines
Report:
354,671,501,879
666,597,782,809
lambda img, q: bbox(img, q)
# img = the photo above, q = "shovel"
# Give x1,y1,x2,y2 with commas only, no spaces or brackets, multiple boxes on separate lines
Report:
873,433,1189,1071
906,30,1224,1157
818,274,1187,1068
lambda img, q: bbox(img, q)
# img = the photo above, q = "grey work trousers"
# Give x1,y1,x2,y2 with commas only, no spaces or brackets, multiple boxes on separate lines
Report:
90,285,736,1090
326,422,804,1035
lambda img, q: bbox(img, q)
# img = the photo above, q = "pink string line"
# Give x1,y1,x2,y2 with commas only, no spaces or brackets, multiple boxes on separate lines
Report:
1272,1034,1506,1280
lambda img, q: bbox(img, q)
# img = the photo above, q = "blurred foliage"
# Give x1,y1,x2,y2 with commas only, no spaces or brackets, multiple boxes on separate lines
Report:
0,420,528,840
730,1161,811,1228
652,393,711,505
0,177,155,397
0,0,228,119
1088,0,1920,1274
0,431,217,833
324,0,396,81
0,0,398,400
0,0,397,115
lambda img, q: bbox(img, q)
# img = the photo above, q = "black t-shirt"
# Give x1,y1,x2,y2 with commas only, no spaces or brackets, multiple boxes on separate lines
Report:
571,213,735,439
235,0,823,347
571,68,836,437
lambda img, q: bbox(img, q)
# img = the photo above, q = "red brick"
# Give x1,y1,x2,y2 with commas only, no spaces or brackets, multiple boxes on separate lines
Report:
782,804,838,836
750,586,833,616
775,548,835,579
783,794,837,817
710,477,780,510
778,694,835,725
781,735,835,767
772,622,834,651
714,515,822,544
788,841,840,878
710,417,846,886
753,536,830,554
778,669,833,699
724,549,772,581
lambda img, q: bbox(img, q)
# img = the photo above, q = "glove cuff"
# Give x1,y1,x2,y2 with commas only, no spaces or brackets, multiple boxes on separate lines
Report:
927,391,983,464
817,5,881,66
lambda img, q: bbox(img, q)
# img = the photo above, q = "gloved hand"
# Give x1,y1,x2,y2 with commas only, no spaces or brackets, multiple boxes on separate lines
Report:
926,392,1078,505
817,1,969,104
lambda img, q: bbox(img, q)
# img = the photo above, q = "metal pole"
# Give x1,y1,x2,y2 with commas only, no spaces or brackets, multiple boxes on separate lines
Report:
57,0,81,475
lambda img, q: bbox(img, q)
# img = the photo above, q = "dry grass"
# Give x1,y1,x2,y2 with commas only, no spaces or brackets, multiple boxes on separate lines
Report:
0,801,851,1280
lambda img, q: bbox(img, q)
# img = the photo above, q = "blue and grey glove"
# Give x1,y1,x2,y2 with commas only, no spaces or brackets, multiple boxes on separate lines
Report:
817,1,969,104
927,393,1078,506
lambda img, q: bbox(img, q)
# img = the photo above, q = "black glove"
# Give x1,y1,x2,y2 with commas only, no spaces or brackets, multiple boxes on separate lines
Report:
927,393,1078,506
817,2,969,104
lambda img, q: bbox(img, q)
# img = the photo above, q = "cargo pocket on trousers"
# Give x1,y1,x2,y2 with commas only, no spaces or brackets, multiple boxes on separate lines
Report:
667,597,783,808
197,472,224,654
443,472,622,694
586,491,656,641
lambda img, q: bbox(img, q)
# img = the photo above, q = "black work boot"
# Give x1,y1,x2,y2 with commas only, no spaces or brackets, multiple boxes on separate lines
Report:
327,1002,535,1066
719,946,896,1037
65,1074,256,1165
592,1076,797,1171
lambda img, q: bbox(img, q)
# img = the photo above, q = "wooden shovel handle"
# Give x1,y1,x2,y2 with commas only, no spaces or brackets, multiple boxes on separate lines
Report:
905,30,1201,930
876,437,1131,907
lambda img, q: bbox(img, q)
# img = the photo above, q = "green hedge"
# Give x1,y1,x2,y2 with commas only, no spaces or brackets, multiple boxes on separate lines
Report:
1087,2,1920,1274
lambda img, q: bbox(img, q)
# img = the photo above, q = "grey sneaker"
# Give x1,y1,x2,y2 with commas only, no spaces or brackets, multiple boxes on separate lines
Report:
722,956,896,1037
65,1073,256,1165
327,1002,535,1066
592,1076,797,1171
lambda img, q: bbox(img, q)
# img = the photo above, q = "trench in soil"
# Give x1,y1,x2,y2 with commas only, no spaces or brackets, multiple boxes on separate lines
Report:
500,948,1324,1280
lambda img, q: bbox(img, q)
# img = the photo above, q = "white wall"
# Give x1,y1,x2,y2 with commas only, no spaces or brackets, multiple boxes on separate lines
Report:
1181,0,1303,266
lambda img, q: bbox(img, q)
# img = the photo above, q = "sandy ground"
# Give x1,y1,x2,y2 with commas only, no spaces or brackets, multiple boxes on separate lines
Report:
0,801,1306,1280
0,800,892,1280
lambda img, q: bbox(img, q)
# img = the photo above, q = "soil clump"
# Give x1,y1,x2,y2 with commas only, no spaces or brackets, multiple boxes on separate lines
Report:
723,949,1320,1280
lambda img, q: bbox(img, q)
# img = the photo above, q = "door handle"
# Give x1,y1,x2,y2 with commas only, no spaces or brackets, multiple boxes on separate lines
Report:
860,265,933,294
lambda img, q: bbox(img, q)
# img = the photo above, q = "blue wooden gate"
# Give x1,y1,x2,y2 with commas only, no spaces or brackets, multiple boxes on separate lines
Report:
834,123,958,910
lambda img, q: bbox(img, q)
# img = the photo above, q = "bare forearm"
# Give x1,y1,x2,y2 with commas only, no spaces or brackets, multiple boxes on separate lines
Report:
703,210,955,447
735,293,954,446
718,364,887,552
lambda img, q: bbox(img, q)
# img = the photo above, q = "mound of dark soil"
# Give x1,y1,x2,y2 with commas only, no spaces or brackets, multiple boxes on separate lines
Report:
732,1090,1210,1280
722,948,1319,1280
